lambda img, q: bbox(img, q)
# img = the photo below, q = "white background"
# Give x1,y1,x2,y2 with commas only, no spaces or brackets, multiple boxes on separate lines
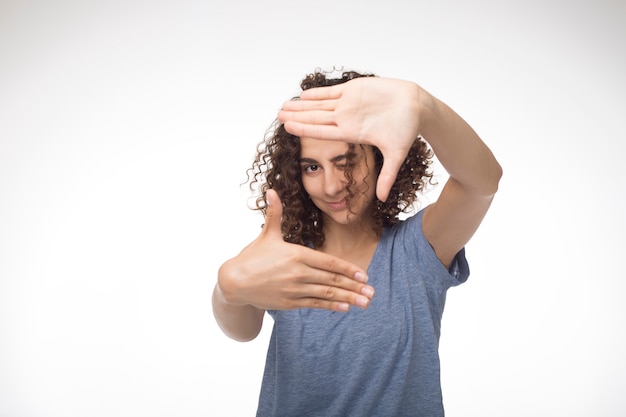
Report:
1,1,625,416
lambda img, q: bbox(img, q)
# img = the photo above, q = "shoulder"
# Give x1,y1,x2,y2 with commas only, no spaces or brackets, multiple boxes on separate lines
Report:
383,208,470,287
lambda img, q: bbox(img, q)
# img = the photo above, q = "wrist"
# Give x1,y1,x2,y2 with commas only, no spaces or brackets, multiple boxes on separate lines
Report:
217,261,246,306
415,86,442,141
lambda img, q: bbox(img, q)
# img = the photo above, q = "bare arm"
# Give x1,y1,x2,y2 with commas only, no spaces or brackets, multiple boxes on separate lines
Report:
418,90,502,267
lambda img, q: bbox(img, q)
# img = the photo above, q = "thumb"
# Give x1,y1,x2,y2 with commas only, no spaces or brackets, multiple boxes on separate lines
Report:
376,151,404,202
262,189,283,237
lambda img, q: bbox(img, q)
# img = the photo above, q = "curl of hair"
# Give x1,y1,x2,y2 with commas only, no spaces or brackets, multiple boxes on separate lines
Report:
246,68,434,248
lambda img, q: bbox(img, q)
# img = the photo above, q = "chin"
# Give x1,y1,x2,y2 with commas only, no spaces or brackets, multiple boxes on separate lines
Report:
326,211,360,225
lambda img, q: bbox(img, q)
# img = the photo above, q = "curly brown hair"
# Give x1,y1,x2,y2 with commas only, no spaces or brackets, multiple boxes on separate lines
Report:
247,68,434,248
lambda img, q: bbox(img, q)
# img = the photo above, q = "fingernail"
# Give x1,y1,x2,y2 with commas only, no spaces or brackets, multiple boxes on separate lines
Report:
356,296,369,308
355,272,368,283
361,286,375,298
337,302,350,312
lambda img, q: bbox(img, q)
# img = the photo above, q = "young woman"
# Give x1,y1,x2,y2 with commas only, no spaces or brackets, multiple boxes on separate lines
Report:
212,69,502,416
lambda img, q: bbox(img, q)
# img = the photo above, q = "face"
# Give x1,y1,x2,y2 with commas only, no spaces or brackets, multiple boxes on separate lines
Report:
299,138,377,226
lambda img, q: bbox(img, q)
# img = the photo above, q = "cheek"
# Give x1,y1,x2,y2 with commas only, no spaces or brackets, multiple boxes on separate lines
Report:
301,175,315,196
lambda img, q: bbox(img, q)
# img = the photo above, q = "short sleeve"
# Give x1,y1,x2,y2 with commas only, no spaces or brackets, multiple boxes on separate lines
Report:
403,209,470,289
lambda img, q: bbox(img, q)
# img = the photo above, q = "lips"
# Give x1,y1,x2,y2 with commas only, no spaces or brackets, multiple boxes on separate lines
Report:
327,199,347,210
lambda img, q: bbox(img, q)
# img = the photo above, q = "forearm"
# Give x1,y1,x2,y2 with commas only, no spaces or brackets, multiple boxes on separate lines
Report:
418,87,502,195
212,281,265,342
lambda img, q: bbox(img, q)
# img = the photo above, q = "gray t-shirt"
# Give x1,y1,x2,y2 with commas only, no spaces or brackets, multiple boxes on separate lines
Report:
257,208,470,416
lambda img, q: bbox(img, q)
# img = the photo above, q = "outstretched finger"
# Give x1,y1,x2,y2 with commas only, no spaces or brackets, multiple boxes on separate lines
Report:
281,98,338,112
305,281,374,309
303,248,368,284
376,170,397,203
282,121,343,141
278,109,335,126
375,149,408,202
262,189,284,238
299,84,344,100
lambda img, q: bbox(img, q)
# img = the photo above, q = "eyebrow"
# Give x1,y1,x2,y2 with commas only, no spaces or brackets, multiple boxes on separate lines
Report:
299,154,347,164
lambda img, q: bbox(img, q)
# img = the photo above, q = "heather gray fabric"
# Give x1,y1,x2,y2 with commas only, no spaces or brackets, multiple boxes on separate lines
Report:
256,209,469,417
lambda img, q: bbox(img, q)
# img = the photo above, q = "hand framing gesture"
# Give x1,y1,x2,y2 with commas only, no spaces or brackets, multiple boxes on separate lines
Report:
278,77,425,202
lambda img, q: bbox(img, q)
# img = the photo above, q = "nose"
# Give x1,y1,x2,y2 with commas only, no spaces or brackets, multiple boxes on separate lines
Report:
323,168,346,197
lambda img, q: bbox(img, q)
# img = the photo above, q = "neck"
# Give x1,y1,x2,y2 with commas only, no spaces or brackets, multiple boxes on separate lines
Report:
321,218,379,255
320,219,379,272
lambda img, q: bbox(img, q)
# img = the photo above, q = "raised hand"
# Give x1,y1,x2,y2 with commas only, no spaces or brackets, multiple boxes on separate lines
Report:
217,189,375,312
277,77,425,202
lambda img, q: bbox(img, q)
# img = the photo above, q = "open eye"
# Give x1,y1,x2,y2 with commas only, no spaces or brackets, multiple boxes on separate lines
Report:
303,164,320,174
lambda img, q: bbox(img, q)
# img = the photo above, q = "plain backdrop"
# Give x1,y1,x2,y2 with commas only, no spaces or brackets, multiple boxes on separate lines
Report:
1,1,625,416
